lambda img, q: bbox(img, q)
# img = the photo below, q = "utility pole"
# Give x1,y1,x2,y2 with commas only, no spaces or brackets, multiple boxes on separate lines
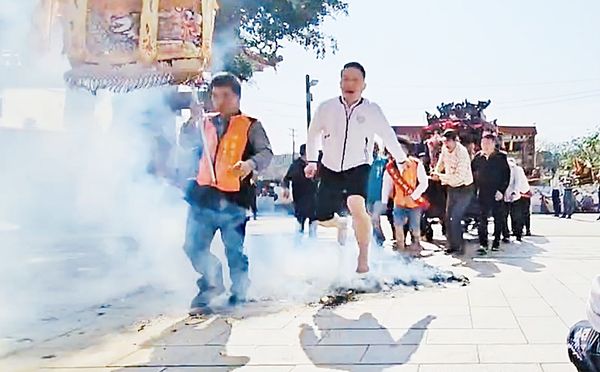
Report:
289,128,297,162
305,74,319,129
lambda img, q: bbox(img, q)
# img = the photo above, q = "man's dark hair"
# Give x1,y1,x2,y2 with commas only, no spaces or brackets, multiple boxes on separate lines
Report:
341,62,366,79
299,144,306,156
210,72,242,98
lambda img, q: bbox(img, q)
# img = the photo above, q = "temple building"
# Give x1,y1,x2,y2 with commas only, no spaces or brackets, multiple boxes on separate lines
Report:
393,124,537,173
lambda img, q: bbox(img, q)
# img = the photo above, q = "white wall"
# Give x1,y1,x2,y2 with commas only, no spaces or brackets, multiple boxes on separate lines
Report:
0,88,65,130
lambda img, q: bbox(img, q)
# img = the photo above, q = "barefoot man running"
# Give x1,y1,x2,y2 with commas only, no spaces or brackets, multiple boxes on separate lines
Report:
305,62,408,273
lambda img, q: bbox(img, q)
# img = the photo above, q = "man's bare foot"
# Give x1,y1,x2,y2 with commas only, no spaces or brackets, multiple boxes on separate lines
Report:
356,253,369,273
356,264,370,274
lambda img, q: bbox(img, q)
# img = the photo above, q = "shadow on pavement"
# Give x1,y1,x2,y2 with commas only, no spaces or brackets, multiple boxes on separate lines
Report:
299,310,435,370
114,316,249,371
456,238,547,278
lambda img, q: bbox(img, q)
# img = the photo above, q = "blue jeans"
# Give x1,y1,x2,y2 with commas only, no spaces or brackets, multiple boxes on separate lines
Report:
393,207,422,235
183,201,249,308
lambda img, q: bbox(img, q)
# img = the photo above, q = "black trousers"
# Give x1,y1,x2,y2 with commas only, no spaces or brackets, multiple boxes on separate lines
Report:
502,202,511,239
523,197,531,233
478,198,505,245
510,198,528,238
294,194,317,231
552,189,562,216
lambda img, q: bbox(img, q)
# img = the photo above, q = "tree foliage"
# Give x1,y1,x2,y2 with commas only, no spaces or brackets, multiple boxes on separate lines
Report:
214,0,349,80
540,129,600,172
558,129,600,170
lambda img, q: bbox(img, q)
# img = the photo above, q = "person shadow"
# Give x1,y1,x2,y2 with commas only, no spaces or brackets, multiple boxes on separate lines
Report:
300,310,435,370
114,316,249,371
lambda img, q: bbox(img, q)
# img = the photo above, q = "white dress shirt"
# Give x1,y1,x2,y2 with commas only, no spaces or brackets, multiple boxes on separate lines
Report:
505,164,531,202
434,142,474,187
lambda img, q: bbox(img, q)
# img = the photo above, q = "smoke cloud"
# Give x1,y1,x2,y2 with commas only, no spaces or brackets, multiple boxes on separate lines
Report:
0,1,461,360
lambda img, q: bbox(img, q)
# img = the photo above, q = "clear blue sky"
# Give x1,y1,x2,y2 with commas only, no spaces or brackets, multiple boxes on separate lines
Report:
240,0,600,154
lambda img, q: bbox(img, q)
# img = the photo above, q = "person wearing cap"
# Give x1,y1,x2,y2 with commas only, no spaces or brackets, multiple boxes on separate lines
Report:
567,275,600,371
431,129,474,254
305,62,408,274
381,137,429,254
471,132,511,254
283,144,318,237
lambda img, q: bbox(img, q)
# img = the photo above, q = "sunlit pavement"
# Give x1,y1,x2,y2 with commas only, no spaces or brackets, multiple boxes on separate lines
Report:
3,214,600,372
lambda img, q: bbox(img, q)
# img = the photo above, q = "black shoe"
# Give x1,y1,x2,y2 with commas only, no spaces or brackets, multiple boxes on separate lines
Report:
525,231,531,236
228,294,249,307
502,237,510,243
491,241,500,251
516,236,522,242
189,305,213,316
477,245,488,255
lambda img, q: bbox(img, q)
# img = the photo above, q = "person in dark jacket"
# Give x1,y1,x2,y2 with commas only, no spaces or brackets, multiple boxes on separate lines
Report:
179,73,273,315
471,132,511,254
283,144,319,236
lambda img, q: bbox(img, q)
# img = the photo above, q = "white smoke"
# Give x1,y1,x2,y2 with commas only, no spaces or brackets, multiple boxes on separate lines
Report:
0,0,459,358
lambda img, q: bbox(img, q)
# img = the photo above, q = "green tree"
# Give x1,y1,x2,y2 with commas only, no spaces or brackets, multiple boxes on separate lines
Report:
541,128,600,179
214,0,349,80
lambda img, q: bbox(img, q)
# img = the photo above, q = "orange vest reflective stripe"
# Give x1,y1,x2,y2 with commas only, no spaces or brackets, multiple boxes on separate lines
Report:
393,158,420,209
196,115,253,192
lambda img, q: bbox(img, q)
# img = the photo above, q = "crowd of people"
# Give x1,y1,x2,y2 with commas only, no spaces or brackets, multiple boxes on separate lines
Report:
282,62,535,260
549,170,600,219
173,63,599,372
176,62,535,316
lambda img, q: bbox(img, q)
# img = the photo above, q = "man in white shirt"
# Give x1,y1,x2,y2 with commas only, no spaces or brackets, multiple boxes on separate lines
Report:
380,137,429,254
431,129,474,254
305,62,408,274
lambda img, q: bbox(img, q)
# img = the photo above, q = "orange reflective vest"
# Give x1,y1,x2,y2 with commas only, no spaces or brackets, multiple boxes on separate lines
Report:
196,114,253,192
391,158,422,209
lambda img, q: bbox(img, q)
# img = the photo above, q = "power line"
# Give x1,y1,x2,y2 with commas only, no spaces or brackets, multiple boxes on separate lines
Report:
496,88,600,105
496,92,600,109
376,77,600,90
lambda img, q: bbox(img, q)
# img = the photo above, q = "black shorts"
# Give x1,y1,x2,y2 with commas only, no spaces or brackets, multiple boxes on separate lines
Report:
316,164,371,221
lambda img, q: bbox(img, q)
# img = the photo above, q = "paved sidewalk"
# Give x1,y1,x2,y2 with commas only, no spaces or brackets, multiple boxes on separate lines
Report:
5,214,600,372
